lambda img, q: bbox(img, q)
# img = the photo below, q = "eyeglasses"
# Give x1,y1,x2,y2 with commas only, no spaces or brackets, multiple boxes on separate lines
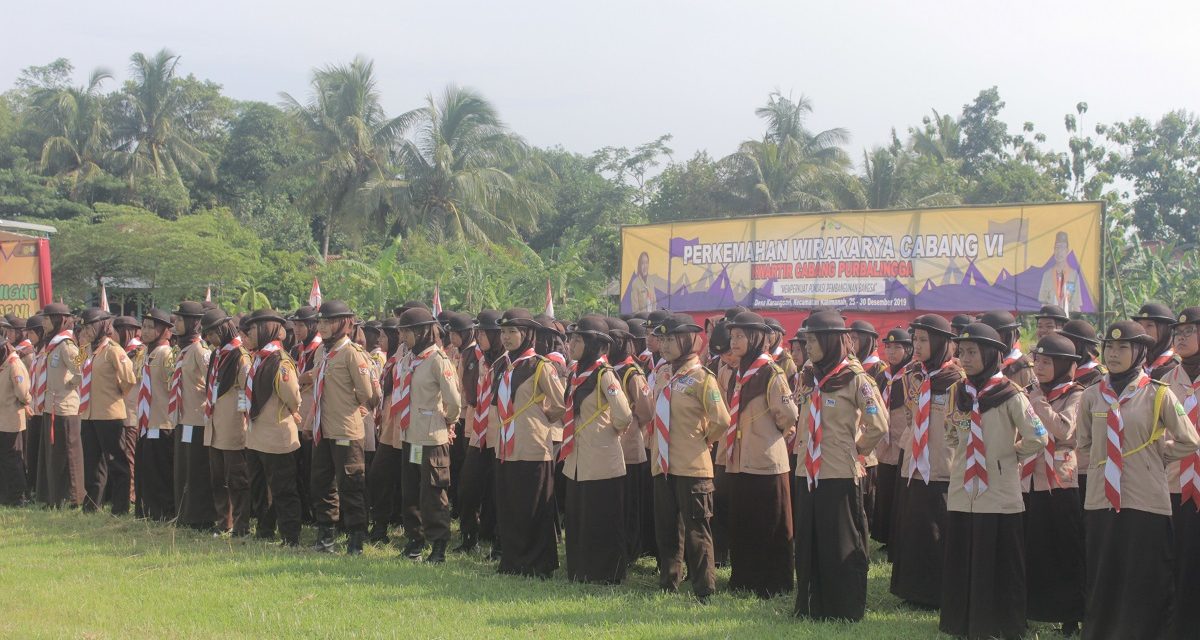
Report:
1175,326,1199,339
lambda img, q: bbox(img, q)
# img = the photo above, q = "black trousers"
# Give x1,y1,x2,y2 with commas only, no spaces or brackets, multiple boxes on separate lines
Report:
248,449,301,543
209,447,250,535
711,462,731,566
0,430,25,505
23,415,40,501
311,437,367,531
448,419,466,512
653,474,716,598
81,419,130,514
295,434,314,523
367,442,403,531
174,425,216,528
457,445,496,539
37,413,83,508
794,477,870,621
400,442,452,544
134,430,174,520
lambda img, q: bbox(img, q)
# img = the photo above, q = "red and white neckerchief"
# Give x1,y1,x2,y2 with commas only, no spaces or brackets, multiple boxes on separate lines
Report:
653,361,703,474
1074,360,1099,381
472,346,493,448
771,345,785,362
297,334,323,373
387,350,410,424
245,340,282,414
637,349,653,371
497,348,538,461
646,356,666,396
397,345,435,433
80,339,109,415
35,331,73,415
1145,349,1175,375
124,337,143,356
1098,373,1153,511
168,336,201,419
1021,382,1074,489
14,338,33,356
805,357,850,488
862,354,882,369
1178,372,1200,508
205,336,243,420
1001,346,1025,371
909,362,946,484
962,371,1007,496
724,352,773,465
136,344,164,434
311,337,347,445
30,349,46,414
558,357,605,462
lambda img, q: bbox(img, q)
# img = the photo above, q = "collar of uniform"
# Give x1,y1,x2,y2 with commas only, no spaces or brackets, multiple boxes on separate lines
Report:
416,344,438,359
329,336,351,350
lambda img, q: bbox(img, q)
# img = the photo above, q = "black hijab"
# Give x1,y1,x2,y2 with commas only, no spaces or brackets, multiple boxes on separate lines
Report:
955,342,1019,413
568,335,608,409
1108,343,1148,394
249,320,285,421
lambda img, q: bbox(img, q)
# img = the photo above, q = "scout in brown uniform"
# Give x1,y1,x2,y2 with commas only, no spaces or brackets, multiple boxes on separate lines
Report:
114,316,144,510
980,310,1036,391
1058,318,1105,503
170,301,217,530
393,307,462,563
308,301,377,555
1034,304,1070,340
490,308,567,578
890,313,964,607
452,311,501,554
649,313,730,602
1021,333,1086,635
723,311,798,599
21,314,44,498
627,316,660,561
950,314,973,337
442,313,474,515
561,316,633,583
706,318,734,569
242,309,303,546
849,319,884,532
766,316,799,382
1164,307,1200,639
35,303,84,508
133,309,175,520
1134,302,1182,381
605,317,654,563
367,317,403,545
357,321,383,461
793,311,887,621
0,317,31,504
533,313,569,526
289,305,322,524
1076,321,1200,640
200,309,252,536
871,327,912,548
77,308,136,515
940,323,1047,639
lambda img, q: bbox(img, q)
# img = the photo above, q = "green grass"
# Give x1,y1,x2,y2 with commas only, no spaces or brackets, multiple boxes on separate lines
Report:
0,508,1066,639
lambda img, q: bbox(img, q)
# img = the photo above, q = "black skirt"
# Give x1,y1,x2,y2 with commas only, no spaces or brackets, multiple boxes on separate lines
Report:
623,461,648,560
729,471,793,598
889,478,947,607
940,511,1027,639
794,477,869,621
871,462,898,545
1023,489,1085,623
861,465,877,535
564,475,626,584
712,461,730,566
1084,508,1174,640
1170,494,1199,640
495,460,558,578
638,453,656,558
887,453,907,563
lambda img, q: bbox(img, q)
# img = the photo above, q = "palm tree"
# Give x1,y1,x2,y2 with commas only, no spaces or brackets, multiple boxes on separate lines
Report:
281,56,405,259
378,85,548,241
115,49,211,184
30,68,114,200
755,91,850,165
855,145,961,210
910,109,963,162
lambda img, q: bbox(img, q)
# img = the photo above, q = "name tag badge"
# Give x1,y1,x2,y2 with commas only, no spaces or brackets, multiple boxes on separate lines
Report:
1092,412,1108,418
409,445,424,464
336,439,350,447
932,394,948,406
51,353,60,368
824,397,836,407
181,425,194,443
147,428,160,440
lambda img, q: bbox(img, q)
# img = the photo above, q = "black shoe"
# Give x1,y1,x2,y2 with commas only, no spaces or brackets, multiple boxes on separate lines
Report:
311,527,336,553
427,540,448,564
1061,622,1080,637
489,546,502,562
346,531,365,556
368,523,390,545
452,533,477,554
402,539,426,560
695,593,711,605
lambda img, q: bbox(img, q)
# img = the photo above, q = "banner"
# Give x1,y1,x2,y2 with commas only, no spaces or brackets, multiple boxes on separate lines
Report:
0,231,49,317
620,202,1102,314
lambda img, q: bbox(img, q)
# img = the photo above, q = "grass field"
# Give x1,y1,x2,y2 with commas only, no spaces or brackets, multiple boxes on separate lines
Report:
0,507,1069,639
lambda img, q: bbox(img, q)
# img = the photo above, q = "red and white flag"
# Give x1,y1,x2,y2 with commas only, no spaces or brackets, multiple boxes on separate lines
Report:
204,286,212,302
432,284,442,316
544,278,555,318
308,277,323,308
99,283,109,312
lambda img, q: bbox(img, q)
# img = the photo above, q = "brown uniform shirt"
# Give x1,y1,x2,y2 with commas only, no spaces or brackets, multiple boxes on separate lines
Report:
44,336,81,416
79,338,136,421
1023,384,1083,491
899,366,965,482
394,345,463,447
204,348,251,450
874,371,910,465
1076,373,1200,515
615,362,652,465
123,344,146,427
297,344,325,433
1162,365,1200,494
0,353,31,432
726,364,797,475
561,367,633,481
173,340,212,427
946,389,1047,513
490,356,567,462
247,355,302,455
648,355,730,478
314,337,378,441
794,365,888,480
142,344,174,433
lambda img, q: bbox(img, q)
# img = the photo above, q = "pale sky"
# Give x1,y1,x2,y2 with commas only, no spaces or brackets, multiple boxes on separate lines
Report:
4,0,1197,167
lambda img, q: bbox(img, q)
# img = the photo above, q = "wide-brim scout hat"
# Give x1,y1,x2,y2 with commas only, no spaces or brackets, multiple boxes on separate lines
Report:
476,310,502,331
1034,305,1070,322
200,308,232,333
4,314,25,330
289,306,318,322
645,309,673,335
765,317,785,335
142,307,173,327
397,307,438,329
850,319,878,337
604,316,632,340
727,311,772,333
498,308,540,329
173,301,205,319
243,309,287,325
113,315,139,330
882,327,912,345
0,317,10,330
1132,302,1175,324
41,302,72,317
979,310,1020,332
910,313,955,338
1102,320,1155,345
652,313,703,336
950,314,975,332
392,300,430,317
708,320,732,354
79,307,112,326
952,322,1009,352
803,310,850,333
445,312,476,333
380,317,400,331
316,301,355,320
362,320,382,335
1058,319,1100,345
1033,334,1082,361
1172,307,1200,327
533,313,565,338
567,316,613,343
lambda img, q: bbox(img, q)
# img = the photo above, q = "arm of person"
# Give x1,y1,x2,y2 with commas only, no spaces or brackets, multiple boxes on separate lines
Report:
627,371,653,428
1075,391,1093,467
349,349,376,412
1013,393,1049,458
701,373,731,444
1159,388,1200,462
12,359,30,406
768,370,799,432
277,359,302,415
1029,388,1079,445
187,347,210,393
63,341,81,386
601,369,632,433
854,374,889,454
437,353,464,425
539,361,567,423
112,346,138,395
